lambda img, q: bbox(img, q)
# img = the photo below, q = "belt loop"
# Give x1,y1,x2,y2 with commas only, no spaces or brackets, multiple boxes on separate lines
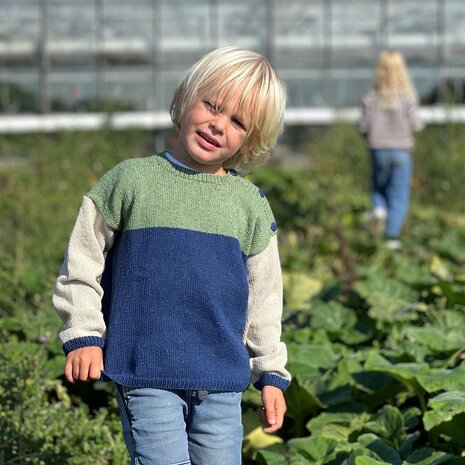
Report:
197,390,208,400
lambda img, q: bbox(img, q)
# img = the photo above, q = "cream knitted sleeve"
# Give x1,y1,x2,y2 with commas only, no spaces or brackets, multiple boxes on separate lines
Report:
245,234,291,390
52,196,115,349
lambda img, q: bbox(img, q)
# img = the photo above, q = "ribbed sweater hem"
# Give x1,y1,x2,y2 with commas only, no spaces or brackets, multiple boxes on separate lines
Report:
254,373,291,391
63,336,105,355
102,372,249,392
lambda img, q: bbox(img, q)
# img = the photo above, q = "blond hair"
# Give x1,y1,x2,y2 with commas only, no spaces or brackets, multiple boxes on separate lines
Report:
170,46,286,169
374,50,416,107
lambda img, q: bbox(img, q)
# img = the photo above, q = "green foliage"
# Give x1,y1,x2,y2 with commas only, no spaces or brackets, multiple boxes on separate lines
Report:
295,122,465,212
0,130,150,463
1,127,465,464
0,342,127,464
0,130,151,318
244,129,465,463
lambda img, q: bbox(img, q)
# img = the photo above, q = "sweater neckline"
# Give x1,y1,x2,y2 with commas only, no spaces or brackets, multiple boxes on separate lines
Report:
153,152,239,185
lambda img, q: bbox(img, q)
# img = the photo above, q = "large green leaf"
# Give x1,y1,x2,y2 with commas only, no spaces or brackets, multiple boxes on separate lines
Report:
430,256,453,282
355,457,392,465
363,406,405,449
307,412,371,440
310,300,357,334
368,300,427,324
312,358,355,407
403,448,452,465
354,275,419,302
283,271,323,311
288,436,339,464
430,238,465,264
393,257,437,288
242,423,283,458
363,352,428,405
339,322,375,345
385,340,432,365
416,365,465,393
357,434,402,465
363,352,392,369
345,447,383,465
284,376,324,421
354,276,425,324
351,352,406,407
445,308,465,331
255,449,286,465
399,432,421,459
423,391,465,431
402,407,422,430
401,327,465,353
287,343,340,382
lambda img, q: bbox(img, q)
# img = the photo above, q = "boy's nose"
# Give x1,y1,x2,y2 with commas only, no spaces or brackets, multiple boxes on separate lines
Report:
210,115,226,134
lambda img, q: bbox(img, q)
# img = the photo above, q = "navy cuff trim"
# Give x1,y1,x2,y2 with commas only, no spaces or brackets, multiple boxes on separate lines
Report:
63,336,105,355
254,373,291,391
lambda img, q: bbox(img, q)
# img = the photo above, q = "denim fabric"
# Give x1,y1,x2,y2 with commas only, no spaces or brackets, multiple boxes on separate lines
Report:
115,385,243,465
370,149,412,238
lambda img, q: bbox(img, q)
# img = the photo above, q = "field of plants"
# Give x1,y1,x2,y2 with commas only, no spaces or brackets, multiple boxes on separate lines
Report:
1,124,464,465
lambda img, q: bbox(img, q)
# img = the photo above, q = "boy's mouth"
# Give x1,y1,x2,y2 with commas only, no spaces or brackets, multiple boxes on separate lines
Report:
198,131,220,147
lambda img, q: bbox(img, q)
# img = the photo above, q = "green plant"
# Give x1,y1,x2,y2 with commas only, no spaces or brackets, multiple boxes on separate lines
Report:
1,128,465,464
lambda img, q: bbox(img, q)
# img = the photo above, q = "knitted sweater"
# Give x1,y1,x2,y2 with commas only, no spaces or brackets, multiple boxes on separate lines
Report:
53,152,291,392
358,91,423,149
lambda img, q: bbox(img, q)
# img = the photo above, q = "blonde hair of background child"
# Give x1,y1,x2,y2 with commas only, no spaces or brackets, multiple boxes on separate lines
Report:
374,50,416,107
170,46,286,169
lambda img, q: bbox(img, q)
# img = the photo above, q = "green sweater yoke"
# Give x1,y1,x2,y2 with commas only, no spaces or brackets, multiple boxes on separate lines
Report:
86,152,277,257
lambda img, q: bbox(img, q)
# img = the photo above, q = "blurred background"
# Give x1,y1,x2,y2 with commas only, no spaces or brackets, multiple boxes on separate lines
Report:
2,2,465,465
1,0,465,116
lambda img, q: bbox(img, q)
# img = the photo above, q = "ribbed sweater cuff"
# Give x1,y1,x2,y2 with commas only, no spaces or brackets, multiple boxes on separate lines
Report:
254,373,291,391
63,336,105,355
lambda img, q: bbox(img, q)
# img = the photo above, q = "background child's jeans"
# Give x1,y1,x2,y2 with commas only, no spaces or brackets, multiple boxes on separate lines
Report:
370,149,412,238
116,384,243,465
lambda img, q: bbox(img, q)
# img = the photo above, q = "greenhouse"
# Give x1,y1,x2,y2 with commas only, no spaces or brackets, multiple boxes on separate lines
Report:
1,0,465,113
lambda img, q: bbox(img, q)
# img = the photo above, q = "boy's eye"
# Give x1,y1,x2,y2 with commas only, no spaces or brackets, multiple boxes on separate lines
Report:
204,101,218,113
232,118,246,130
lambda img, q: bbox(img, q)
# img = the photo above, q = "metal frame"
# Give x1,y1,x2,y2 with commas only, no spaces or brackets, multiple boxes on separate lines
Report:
0,0,464,114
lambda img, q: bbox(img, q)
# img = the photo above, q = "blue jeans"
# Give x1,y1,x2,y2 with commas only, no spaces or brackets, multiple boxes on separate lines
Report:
370,149,412,238
115,385,243,465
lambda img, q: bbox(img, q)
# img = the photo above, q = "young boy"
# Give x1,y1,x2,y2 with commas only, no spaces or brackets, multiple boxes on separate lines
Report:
53,46,291,465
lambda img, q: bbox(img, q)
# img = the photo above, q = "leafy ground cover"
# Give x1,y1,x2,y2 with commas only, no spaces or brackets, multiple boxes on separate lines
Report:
0,126,464,464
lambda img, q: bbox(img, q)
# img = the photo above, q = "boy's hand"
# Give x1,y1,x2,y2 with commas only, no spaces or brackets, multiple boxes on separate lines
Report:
259,385,287,433
64,346,104,383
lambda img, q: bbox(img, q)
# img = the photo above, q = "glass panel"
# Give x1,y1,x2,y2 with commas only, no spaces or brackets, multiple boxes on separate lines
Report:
0,68,39,112
331,0,383,68
280,70,327,106
0,0,39,41
159,0,215,61
160,70,185,110
444,0,465,65
102,66,154,111
101,1,154,64
386,0,439,65
410,67,440,103
47,4,97,65
0,1,39,66
48,68,98,111
273,0,325,68
217,0,267,52
329,70,372,106
2,0,465,113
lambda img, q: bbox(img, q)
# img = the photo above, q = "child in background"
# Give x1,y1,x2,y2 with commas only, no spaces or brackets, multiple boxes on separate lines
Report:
53,46,291,465
358,50,423,250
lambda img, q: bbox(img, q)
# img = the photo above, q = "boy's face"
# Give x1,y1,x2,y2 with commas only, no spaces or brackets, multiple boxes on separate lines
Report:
171,86,249,175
